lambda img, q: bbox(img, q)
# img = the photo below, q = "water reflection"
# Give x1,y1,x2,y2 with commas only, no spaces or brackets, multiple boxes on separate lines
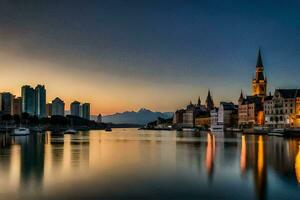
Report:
0,129,298,199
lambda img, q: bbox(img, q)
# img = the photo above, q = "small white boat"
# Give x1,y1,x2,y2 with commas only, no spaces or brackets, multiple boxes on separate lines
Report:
182,128,196,132
64,129,77,134
210,125,224,132
105,127,112,132
12,127,30,136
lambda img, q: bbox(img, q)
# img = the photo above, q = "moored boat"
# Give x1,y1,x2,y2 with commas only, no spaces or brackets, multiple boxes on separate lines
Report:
11,127,30,136
64,129,77,134
105,127,112,132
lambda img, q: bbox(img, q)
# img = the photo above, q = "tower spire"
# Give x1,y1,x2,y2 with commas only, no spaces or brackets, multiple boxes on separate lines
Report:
256,48,263,68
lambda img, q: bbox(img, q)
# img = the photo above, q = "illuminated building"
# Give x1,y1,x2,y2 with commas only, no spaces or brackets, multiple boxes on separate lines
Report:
252,49,267,97
264,89,300,128
238,49,266,127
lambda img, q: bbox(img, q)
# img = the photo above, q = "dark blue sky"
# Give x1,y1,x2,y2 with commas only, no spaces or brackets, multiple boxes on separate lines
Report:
0,0,299,113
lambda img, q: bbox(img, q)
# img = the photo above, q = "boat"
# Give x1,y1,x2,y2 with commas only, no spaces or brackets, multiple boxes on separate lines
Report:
210,125,224,132
182,128,196,132
268,128,285,137
105,127,112,132
11,127,30,136
64,129,77,134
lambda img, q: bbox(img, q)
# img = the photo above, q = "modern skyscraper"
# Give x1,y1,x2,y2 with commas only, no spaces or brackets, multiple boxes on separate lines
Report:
81,103,90,120
35,85,46,118
46,103,52,117
12,97,22,116
0,92,13,115
70,101,80,116
21,85,35,115
51,97,65,116
252,49,267,97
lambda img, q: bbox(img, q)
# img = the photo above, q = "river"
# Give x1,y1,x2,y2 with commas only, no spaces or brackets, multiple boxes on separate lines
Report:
0,128,299,199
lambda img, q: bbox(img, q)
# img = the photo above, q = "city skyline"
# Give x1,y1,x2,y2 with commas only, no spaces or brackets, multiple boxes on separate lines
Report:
0,1,300,115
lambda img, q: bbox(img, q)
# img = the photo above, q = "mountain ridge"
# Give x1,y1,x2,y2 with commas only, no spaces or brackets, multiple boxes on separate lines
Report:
93,108,173,125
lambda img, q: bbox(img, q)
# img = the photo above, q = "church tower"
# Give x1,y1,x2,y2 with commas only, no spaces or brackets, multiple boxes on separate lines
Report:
206,90,214,111
252,49,267,97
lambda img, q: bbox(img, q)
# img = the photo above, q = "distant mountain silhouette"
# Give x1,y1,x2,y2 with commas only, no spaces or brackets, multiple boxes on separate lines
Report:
97,108,173,125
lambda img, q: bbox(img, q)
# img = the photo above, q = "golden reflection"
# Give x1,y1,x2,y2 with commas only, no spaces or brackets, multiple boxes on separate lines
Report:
44,133,52,183
257,136,264,176
295,143,300,183
63,135,71,173
9,144,20,189
240,135,246,173
206,133,215,175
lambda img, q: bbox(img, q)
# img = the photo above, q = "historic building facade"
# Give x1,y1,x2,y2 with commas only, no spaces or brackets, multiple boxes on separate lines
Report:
264,89,300,128
173,90,214,128
238,49,266,127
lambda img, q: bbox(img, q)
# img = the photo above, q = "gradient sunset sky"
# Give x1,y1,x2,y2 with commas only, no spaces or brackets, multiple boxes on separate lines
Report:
0,0,299,115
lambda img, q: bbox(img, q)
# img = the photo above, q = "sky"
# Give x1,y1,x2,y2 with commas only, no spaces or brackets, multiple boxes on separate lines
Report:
0,0,299,115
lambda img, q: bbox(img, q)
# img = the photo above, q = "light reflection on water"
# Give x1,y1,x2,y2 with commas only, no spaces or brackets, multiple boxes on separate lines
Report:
0,129,299,199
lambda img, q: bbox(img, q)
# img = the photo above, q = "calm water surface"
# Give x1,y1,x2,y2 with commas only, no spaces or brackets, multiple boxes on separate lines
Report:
0,128,299,199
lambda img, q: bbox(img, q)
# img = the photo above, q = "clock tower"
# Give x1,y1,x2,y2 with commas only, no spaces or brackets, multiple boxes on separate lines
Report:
252,49,267,97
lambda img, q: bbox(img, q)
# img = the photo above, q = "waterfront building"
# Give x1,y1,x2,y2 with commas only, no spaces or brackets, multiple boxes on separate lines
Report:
46,103,52,117
173,109,185,127
238,93,263,127
51,97,65,116
81,103,90,120
21,85,36,115
252,49,267,98
12,97,22,116
0,92,13,115
195,111,211,128
206,90,215,111
210,108,219,128
217,102,238,128
97,114,102,123
35,85,46,118
264,89,300,128
238,49,266,127
70,101,80,116
182,102,196,127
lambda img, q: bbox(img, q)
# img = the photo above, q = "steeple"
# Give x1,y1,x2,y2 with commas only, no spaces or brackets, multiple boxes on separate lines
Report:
197,96,201,106
256,48,263,68
206,90,214,111
238,90,244,104
252,48,267,97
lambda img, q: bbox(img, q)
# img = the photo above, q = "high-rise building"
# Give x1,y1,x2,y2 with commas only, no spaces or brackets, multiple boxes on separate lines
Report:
46,103,52,117
12,97,22,116
81,103,90,120
51,97,65,116
252,49,267,97
0,92,13,115
35,85,46,118
70,101,80,116
21,85,35,115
